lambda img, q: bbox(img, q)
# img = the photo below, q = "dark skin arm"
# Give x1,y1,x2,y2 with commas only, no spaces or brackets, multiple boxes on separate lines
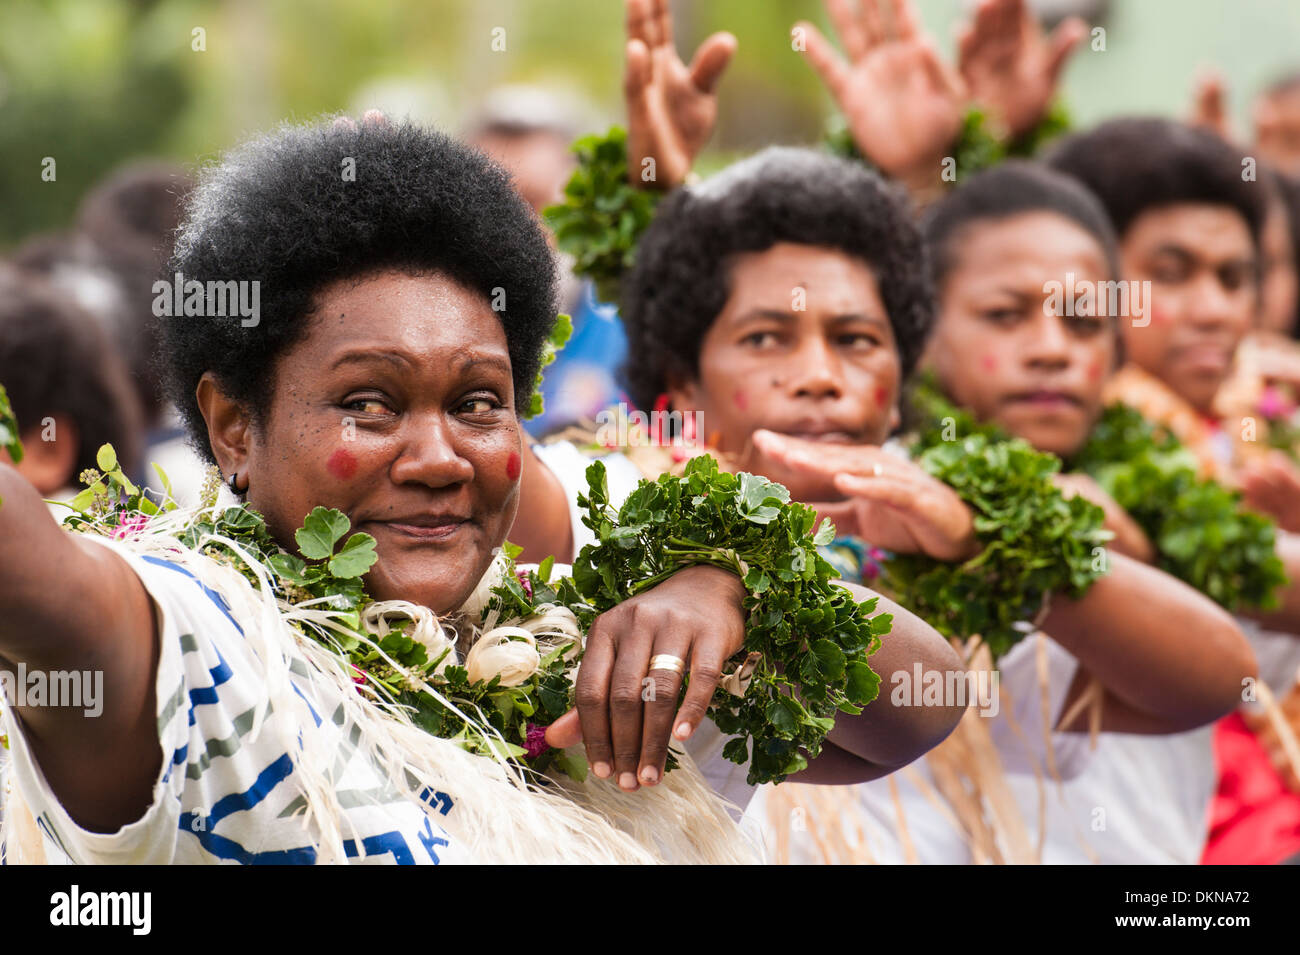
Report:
788,584,965,784
0,464,162,832
510,438,575,564
545,572,966,787
757,431,1258,735
1243,530,1300,635
1045,552,1257,733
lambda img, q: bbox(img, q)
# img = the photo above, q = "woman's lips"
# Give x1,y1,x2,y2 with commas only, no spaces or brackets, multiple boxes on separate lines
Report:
1004,391,1081,409
770,428,865,444
374,517,470,542
1176,346,1231,374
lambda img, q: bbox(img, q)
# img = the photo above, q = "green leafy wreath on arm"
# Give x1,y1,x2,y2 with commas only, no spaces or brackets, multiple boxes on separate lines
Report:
886,380,1110,660
568,454,890,786
1068,403,1287,612
52,436,887,787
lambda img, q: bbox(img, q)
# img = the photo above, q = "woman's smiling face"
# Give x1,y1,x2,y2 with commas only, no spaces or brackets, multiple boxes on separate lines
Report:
208,269,523,614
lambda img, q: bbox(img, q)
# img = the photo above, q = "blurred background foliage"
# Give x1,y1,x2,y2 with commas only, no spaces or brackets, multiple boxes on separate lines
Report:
5,0,1300,248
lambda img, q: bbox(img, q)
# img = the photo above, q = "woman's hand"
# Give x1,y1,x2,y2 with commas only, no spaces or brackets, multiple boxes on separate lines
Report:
957,0,1085,140
623,0,736,191
1240,451,1300,533
1190,68,1232,140
545,563,746,791
796,0,965,187
751,429,978,562
1052,472,1155,563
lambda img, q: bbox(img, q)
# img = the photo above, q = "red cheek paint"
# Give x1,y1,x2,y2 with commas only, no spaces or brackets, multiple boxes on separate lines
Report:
1149,306,1169,326
980,354,998,373
326,448,358,480
873,385,889,407
1087,360,1102,382
732,389,749,411
506,452,522,481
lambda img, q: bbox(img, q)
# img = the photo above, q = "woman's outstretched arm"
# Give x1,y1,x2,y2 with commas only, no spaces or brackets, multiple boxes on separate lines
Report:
0,464,161,831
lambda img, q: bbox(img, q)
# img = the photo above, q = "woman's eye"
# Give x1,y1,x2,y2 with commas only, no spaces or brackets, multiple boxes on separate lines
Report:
980,308,1022,325
1218,265,1254,292
459,396,501,415
1150,260,1190,283
741,331,781,349
836,333,879,349
343,396,392,415
1066,315,1107,336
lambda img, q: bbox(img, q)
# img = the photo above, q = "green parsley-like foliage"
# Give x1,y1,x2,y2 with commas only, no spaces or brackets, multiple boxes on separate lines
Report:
0,382,23,507
543,126,662,306
890,380,1111,659
822,109,1003,178
1006,99,1072,159
57,449,584,777
569,454,890,786
1069,404,1287,611
0,383,22,466
525,312,573,420
823,101,1072,184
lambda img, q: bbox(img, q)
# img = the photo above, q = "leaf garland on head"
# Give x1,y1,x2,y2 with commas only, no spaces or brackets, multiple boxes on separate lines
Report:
1068,403,1287,612
543,126,662,307
570,454,890,786
886,380,1110,660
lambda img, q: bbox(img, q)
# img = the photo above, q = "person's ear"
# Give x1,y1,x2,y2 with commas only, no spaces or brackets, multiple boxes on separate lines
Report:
195,373,253,480
665,371,700,413
13,414,79,495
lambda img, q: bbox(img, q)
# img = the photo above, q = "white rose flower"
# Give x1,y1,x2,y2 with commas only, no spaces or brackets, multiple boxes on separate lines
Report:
465,626,541,687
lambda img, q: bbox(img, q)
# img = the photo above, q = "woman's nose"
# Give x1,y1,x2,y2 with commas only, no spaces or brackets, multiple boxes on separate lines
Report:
388,415,475,488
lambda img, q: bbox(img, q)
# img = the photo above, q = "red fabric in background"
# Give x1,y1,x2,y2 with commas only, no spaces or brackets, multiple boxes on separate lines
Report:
1202,712,1300,864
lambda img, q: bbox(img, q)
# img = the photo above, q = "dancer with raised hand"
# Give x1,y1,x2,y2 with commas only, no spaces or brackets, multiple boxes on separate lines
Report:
0,113,962,865
519,0,1256,863
791,0,1084,202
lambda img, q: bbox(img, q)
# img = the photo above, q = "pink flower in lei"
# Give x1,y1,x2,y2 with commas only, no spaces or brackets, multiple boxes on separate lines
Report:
516,569,533,600
113,512,149,541
1258,385,1297,421
523,722,550,759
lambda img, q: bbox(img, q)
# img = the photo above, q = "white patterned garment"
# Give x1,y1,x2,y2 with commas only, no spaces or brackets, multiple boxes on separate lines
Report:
745,631,1087,864
1,538,470,865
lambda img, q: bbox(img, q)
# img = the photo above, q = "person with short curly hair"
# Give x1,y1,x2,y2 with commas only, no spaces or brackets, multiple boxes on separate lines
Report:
621,146,933,415
0,114,832,864
160,119,560,465
0,264,143,500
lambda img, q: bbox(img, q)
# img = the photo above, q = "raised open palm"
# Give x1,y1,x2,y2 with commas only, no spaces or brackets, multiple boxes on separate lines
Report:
958,0,1085,140
797,0,966,178
624,0,735,190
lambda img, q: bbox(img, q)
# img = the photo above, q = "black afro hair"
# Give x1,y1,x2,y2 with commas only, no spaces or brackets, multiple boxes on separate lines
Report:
1046,117,1267,243
923,160,1120,293
160,118,559,463
619,147,932,411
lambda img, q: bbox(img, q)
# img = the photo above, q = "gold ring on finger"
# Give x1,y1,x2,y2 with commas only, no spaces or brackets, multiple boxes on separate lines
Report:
648,653,686,676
